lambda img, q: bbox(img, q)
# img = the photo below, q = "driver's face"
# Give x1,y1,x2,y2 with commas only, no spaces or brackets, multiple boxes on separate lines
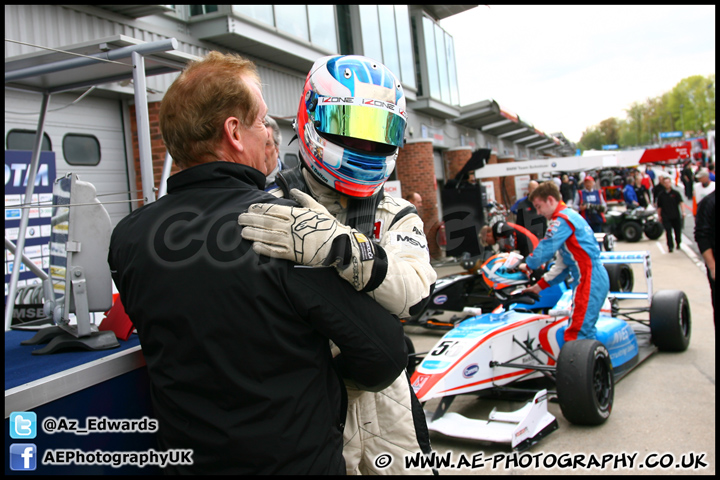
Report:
532,197,555,220
485,229,496,246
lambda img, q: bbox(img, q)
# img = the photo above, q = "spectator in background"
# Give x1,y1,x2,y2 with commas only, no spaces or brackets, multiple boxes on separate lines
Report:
694,190,715,320
681,160,695,200
405,192,423,215
693,169,715,215
645,165,656,186
623,175,640,209
708,163,715,181
656,175,684,253
552,175,562,189
575,176,607,233
510,180,539,215
560,174,576,204
634,171,652,208
652,171,669,203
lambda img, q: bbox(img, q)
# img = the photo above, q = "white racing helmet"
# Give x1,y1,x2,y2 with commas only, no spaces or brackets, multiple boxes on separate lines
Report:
294,55,407,198
481,252,529,290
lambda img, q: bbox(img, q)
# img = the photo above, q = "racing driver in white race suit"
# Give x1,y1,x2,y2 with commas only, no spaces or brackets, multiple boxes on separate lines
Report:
238,55,437,474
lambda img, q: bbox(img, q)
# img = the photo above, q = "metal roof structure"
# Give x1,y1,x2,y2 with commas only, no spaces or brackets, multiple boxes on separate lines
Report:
455,99,562,152
4,35,198,329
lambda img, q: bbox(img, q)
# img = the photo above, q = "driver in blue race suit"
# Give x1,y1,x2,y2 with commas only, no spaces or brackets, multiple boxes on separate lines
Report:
520,181,610,342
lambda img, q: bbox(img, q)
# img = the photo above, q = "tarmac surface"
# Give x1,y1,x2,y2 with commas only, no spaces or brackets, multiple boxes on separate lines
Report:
404,204,715,475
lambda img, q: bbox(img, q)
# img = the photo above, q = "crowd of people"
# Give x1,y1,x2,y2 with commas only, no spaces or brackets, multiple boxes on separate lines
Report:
502,160,714,246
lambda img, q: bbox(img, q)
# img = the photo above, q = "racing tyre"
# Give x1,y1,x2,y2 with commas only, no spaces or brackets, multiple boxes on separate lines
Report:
649,290,691,352
604,263,634,292
556,340,614,425
603,233,615,252
620,221,643,242
643,220,663,240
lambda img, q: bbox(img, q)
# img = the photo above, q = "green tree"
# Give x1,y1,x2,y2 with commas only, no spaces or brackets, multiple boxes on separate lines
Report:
578,126,604,150
598,117,620,146
578,74,715,152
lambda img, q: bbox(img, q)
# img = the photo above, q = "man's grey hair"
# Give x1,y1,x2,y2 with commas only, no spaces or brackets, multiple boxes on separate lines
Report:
264,115,282,148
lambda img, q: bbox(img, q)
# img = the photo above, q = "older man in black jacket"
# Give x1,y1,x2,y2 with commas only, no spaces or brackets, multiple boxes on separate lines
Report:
108,52,407,475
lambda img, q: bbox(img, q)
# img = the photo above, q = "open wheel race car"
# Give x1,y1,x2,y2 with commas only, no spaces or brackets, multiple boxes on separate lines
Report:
404,231,626,331
408,251,691,451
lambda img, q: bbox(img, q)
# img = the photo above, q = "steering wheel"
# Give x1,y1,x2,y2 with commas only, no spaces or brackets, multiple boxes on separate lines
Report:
494,287,540,309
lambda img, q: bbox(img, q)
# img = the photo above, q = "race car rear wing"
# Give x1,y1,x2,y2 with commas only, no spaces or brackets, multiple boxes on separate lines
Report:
599,251,652,304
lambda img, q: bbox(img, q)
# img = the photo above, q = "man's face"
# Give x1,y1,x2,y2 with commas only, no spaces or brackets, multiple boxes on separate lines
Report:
700,176,710,187
662,177,672,190
532,195,557,220
584,179,594,190
411,194,423,210
239,75,270,174
484,228,495,246
264,126,279,174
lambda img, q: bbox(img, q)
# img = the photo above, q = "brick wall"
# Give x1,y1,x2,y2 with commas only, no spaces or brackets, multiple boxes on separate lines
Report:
484,154,539,209
395,140,443,258
445,147,472,180
129,101,176,206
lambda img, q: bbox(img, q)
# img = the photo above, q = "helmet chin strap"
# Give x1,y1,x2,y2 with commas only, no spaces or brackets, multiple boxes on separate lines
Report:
284,163,383,239
345,191,384,239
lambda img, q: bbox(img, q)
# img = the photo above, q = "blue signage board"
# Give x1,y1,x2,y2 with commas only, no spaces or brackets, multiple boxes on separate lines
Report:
602,144,619,150
659,131,683,139
4,150,57,303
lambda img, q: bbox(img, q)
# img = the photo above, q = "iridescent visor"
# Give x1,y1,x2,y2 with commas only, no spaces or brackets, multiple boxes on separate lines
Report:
313,98,406,147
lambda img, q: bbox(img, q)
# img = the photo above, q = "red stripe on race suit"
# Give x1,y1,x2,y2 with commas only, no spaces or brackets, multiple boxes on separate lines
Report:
555,211,593,342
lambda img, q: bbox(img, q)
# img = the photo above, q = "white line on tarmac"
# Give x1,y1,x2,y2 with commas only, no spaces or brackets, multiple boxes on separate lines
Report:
680,233,708,274
655,234,706,274
656,241,666,255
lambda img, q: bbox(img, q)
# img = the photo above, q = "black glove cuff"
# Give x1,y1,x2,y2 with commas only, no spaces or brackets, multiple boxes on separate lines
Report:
323,234,352,268
360,244,388,293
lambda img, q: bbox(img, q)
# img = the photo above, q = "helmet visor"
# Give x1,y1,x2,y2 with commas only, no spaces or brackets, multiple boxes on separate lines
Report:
313,97,406,148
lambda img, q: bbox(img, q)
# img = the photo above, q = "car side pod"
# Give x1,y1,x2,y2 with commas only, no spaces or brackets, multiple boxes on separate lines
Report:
424,390,558,451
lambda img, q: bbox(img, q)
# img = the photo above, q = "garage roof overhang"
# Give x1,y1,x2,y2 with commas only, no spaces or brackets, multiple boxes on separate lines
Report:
455,98,562,153
5,35,198,95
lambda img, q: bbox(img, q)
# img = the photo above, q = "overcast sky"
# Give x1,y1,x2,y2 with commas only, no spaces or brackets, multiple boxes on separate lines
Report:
440,5,715,143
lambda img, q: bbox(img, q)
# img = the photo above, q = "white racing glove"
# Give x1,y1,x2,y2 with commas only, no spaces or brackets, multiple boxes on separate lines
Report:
238,189,379,291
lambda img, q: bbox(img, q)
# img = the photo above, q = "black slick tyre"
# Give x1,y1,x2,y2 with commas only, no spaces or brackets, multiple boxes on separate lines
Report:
556,339,614,425
649,290,691,352
643,220,663,240
604,263,634,292
621,220,643,242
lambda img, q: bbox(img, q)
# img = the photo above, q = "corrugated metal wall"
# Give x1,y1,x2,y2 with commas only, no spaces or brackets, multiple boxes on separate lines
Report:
4,4,303,118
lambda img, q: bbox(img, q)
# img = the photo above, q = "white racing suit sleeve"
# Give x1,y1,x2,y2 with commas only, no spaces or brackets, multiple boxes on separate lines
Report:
366,195,437,319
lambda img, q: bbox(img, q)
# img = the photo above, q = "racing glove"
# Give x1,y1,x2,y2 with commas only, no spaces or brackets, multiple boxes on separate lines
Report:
238,189,380,291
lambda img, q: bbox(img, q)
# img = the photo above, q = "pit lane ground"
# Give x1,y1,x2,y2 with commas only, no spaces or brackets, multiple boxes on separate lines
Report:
404,233,715,475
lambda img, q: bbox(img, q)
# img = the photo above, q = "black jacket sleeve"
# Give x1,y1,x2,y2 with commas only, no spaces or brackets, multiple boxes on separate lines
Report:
694,192,715,256
287,266,408,392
